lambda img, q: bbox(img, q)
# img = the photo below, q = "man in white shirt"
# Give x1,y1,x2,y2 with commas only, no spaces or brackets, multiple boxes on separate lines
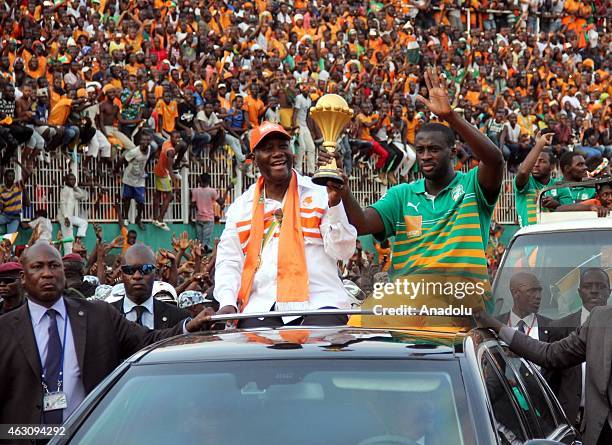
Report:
214,122,357,327
120,131,151,230
84,83,111,170
292,84,316,175
546,268,610,427
496,271,552,342
58,173,88,254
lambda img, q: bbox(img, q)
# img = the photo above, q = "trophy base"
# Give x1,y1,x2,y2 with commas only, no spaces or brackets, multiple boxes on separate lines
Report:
311,168,344,186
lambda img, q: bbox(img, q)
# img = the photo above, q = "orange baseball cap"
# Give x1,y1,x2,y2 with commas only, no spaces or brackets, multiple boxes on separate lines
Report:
249,121,291,152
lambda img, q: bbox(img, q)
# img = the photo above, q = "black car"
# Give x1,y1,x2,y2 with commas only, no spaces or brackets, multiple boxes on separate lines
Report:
51,326,579,445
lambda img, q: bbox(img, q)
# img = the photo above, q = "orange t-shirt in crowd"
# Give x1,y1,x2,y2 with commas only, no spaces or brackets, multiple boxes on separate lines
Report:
154,141,175,178
155,99,178,132
357,113,377,140
48,98,73,125
465,90,480,106
244,95,265,127
405,117,420,145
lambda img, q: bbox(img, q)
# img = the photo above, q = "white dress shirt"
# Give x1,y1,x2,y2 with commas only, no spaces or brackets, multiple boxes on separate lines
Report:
214,172,357,318
508,311,539,340
580,306,590,408
123,295,155,330
28,297,86,420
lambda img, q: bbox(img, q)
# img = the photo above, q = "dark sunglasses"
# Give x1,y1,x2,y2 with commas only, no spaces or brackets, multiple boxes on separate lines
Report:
0,276,18,285
121,264,156,275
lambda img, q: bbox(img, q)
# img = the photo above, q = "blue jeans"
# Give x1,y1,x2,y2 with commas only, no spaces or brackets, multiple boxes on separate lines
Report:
63,125,80,145
195,220,215,252
0,212,20,234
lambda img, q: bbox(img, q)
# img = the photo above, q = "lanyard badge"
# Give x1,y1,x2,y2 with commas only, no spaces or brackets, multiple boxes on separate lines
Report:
43,389,68,412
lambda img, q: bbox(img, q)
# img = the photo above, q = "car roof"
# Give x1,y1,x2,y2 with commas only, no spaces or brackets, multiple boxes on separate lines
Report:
131,327,470,364
514,217,612,236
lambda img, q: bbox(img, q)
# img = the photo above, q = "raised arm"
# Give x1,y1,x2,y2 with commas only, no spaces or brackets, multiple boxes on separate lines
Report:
416,68,504,202
515,132,554,190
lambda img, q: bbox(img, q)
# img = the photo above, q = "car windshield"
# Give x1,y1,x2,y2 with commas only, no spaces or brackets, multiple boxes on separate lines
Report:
494,230,612,319
68,359,471,445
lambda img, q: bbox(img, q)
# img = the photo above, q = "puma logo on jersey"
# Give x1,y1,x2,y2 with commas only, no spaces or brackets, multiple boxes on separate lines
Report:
407,202,421,212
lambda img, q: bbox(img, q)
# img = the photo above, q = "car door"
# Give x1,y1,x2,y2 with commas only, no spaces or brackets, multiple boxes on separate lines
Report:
500,346,579,444
479,343,530,444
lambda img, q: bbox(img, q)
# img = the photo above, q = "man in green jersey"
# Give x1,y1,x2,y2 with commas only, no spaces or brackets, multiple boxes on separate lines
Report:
514,132,573,228
320,68,504,322
559,151,596,203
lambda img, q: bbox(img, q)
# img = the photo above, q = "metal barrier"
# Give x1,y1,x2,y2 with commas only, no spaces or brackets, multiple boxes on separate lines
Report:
7,149,519,225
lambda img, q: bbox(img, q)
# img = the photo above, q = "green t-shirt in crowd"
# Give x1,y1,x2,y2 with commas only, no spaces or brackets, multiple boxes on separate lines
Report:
514,175,573,227
569,186,596,203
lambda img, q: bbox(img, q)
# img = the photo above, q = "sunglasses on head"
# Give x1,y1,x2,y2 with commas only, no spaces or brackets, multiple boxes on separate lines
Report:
0,276,18,285
121,264,156,275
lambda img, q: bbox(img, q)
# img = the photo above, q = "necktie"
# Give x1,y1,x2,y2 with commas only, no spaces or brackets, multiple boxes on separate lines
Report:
517,320,527,334
44,309,63,424
134,306,146,326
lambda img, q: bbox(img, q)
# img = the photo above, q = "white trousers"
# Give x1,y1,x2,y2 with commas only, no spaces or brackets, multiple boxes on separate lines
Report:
88,130,112,158
26,125,45,150
60,215,88,254
225,134,246,162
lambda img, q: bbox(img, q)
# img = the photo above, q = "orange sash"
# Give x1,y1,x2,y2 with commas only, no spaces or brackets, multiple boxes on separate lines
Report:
237,172,309,311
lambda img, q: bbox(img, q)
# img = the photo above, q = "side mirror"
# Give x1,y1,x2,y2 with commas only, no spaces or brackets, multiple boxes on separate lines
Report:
523,440,566,445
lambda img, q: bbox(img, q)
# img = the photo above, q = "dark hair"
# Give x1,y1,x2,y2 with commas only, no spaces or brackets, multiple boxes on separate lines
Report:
583,127,598,145
127,229,137,236
417,122,456,148
200,173,211,185
539,149,556,164
595,182,612,193
559,151,583,172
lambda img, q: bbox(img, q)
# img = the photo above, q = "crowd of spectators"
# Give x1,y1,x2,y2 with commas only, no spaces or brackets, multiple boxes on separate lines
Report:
0,0,610,282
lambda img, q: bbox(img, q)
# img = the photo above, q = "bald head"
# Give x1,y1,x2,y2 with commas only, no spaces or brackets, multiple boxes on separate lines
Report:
21,240,62,266
20,241,66,307
122,244,156,304
509,272,540,292
122,244,155,265
509,272,543,318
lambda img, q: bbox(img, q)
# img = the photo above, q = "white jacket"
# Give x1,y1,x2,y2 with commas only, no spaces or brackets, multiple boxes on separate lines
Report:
214,172,357,314
58,186,88,219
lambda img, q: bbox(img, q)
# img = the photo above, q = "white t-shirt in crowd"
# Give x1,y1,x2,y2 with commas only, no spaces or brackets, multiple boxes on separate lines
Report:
122,146,150,188
294,94,311,126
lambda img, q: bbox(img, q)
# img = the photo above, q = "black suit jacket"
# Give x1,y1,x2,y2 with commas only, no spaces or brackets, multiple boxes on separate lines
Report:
546,310,583,426
506,306,612,445
0,297,186,432
110,297,190,329
496,311,553,342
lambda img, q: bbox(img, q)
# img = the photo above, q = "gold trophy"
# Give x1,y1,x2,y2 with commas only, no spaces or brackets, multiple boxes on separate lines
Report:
310,94,354,186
